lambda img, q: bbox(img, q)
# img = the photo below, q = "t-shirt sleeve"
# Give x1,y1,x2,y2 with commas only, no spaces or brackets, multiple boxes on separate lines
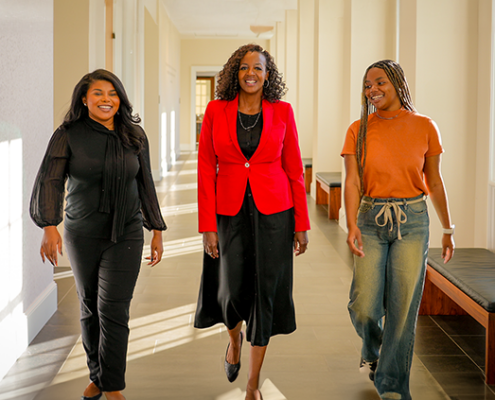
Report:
425,119,444,157
341,120,359,157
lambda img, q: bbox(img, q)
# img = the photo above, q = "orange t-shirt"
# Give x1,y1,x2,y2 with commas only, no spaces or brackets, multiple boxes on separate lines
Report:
341,109,444,198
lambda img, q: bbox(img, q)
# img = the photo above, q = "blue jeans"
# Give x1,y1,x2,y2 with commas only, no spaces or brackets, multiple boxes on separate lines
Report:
348,195,429,400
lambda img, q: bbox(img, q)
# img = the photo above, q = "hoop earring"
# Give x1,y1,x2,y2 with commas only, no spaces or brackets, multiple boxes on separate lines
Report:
264,79,269,88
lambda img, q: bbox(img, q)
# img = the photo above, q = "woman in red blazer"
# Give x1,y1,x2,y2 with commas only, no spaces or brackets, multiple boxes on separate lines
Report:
194,44,310,400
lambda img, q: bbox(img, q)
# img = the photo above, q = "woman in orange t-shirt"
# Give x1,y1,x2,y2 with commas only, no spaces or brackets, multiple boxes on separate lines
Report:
341,60,454,400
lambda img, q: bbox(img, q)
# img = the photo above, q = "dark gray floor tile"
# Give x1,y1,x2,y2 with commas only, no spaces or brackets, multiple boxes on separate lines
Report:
451,335,486,369
415,326,465,355
431,372,491,396
420,355,483,374
432,315,486,336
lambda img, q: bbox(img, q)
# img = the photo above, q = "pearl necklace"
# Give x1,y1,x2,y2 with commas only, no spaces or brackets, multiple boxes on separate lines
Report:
376,109,402,120
238,110,262,131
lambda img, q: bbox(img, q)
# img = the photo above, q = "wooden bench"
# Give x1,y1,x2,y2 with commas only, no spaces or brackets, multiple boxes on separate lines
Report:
315,172,341,220
302,158,312,194
419,248,495,384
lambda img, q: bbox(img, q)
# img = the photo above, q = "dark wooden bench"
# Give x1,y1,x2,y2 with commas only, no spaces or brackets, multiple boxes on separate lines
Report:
315,172,341,220
419,248,495,384
302,158,312,194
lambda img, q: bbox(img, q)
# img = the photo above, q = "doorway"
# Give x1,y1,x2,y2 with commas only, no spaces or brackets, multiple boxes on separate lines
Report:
195,77,215,145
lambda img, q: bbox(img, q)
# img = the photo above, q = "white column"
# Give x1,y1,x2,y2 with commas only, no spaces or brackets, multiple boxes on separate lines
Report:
284,9,299,115
297,0,315,158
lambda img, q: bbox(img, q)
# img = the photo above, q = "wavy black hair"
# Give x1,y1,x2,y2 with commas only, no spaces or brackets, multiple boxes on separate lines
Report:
62,69,144,152
215,44,287,102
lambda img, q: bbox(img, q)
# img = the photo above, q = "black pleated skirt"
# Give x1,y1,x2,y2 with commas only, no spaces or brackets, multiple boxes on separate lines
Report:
194,184,296,346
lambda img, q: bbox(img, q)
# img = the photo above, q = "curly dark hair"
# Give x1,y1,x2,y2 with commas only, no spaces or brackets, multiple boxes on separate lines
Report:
215,44,287,102
62,69,144,152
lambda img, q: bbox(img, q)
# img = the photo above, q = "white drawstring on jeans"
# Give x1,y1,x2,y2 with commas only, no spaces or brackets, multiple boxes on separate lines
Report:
361,197,426,240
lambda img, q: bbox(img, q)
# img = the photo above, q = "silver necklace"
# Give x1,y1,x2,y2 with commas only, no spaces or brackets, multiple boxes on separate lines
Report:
376,109,402,120
238,110,262,131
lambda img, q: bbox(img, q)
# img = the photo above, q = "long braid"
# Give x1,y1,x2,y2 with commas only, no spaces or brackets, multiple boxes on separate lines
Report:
356,60,416,196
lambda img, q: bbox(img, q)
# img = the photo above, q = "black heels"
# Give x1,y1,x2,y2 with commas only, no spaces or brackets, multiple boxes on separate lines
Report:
224,331,244,382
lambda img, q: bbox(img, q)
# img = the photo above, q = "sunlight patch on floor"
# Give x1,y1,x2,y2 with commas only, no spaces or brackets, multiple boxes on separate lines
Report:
160,202,198,216
50,303,224,386
215,380,287,400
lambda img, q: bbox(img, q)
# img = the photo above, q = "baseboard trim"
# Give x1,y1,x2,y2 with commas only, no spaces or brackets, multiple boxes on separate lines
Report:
26,281,57,343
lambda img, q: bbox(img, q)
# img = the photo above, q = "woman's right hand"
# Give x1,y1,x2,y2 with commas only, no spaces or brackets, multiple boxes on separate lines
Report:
346,225,365,258
41,226,63,266
203,231,219,259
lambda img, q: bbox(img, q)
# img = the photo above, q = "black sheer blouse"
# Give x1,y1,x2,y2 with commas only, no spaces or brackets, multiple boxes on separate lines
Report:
30,118,167,241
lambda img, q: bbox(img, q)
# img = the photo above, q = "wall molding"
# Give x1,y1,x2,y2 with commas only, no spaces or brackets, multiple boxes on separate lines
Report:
26,281,57,344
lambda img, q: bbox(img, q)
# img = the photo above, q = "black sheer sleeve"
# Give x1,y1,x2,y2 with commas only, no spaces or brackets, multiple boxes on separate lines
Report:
30,128,70,228
136,129,167,231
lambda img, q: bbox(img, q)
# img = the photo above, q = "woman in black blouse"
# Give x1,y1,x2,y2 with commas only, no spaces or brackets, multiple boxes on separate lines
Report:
30,69,166,400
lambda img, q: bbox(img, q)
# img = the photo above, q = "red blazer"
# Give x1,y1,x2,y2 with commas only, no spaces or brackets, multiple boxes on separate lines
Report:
198,96,310,233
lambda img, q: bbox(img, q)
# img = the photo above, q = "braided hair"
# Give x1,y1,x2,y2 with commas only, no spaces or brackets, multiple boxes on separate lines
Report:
356,59,416,196
215,44,287,102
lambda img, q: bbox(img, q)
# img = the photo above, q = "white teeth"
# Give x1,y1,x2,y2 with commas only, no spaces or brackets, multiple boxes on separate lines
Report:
371,95,383,100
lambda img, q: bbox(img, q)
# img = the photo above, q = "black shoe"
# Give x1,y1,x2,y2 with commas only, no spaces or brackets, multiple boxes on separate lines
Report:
224,331,244,382
81,394,102,400
360,358,378,381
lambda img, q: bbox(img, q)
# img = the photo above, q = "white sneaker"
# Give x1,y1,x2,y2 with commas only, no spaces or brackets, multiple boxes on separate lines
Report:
359,358,378,381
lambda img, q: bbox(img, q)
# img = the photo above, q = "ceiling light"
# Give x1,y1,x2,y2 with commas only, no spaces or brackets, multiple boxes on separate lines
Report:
249,25,274,36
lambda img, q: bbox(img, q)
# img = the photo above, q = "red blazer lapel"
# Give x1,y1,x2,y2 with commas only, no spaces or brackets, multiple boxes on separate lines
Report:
224,95,246,159
250,99,273,161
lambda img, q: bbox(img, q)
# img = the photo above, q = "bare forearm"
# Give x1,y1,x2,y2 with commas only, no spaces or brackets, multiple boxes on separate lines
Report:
344,182,361,229
428,182,453,229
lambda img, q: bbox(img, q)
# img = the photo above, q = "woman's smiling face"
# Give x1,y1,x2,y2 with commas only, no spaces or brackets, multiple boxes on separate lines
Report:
364,67,402,112
83,80,121,129
238,51,269,96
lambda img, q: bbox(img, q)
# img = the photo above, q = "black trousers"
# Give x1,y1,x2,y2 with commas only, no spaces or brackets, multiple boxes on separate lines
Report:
64,229,144,392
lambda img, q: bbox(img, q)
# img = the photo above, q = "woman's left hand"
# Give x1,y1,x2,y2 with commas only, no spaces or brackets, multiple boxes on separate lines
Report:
441,233,455,264
146,230,164,267
293,231,309,256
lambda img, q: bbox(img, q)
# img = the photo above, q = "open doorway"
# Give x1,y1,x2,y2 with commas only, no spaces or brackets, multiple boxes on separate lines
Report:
195,77,215,145
190,67,222,150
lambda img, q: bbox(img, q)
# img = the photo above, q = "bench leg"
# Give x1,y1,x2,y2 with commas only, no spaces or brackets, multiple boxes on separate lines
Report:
304,167,312,193
329,187,341,220
486,314,495,384
316,181,328,205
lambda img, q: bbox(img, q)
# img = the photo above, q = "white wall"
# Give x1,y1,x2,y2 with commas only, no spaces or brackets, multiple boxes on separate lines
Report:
0,0,57,380
414,0,479,247
158,1,181,170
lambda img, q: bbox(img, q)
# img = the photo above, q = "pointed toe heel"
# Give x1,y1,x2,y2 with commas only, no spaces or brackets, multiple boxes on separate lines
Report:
224,331,244,382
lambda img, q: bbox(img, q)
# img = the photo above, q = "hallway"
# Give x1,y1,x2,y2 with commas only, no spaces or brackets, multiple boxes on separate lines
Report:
0,152,475,400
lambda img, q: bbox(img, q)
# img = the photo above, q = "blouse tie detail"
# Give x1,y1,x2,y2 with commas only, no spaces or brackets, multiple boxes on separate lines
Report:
99,130,127,242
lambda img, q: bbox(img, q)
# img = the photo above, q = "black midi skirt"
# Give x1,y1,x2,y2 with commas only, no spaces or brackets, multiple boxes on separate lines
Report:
194,184,296,346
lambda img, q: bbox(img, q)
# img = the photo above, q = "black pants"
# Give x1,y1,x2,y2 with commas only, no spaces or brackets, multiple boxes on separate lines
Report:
64,229,144,392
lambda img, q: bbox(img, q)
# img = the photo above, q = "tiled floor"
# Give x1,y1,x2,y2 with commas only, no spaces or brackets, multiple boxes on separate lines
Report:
0,151,493,399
